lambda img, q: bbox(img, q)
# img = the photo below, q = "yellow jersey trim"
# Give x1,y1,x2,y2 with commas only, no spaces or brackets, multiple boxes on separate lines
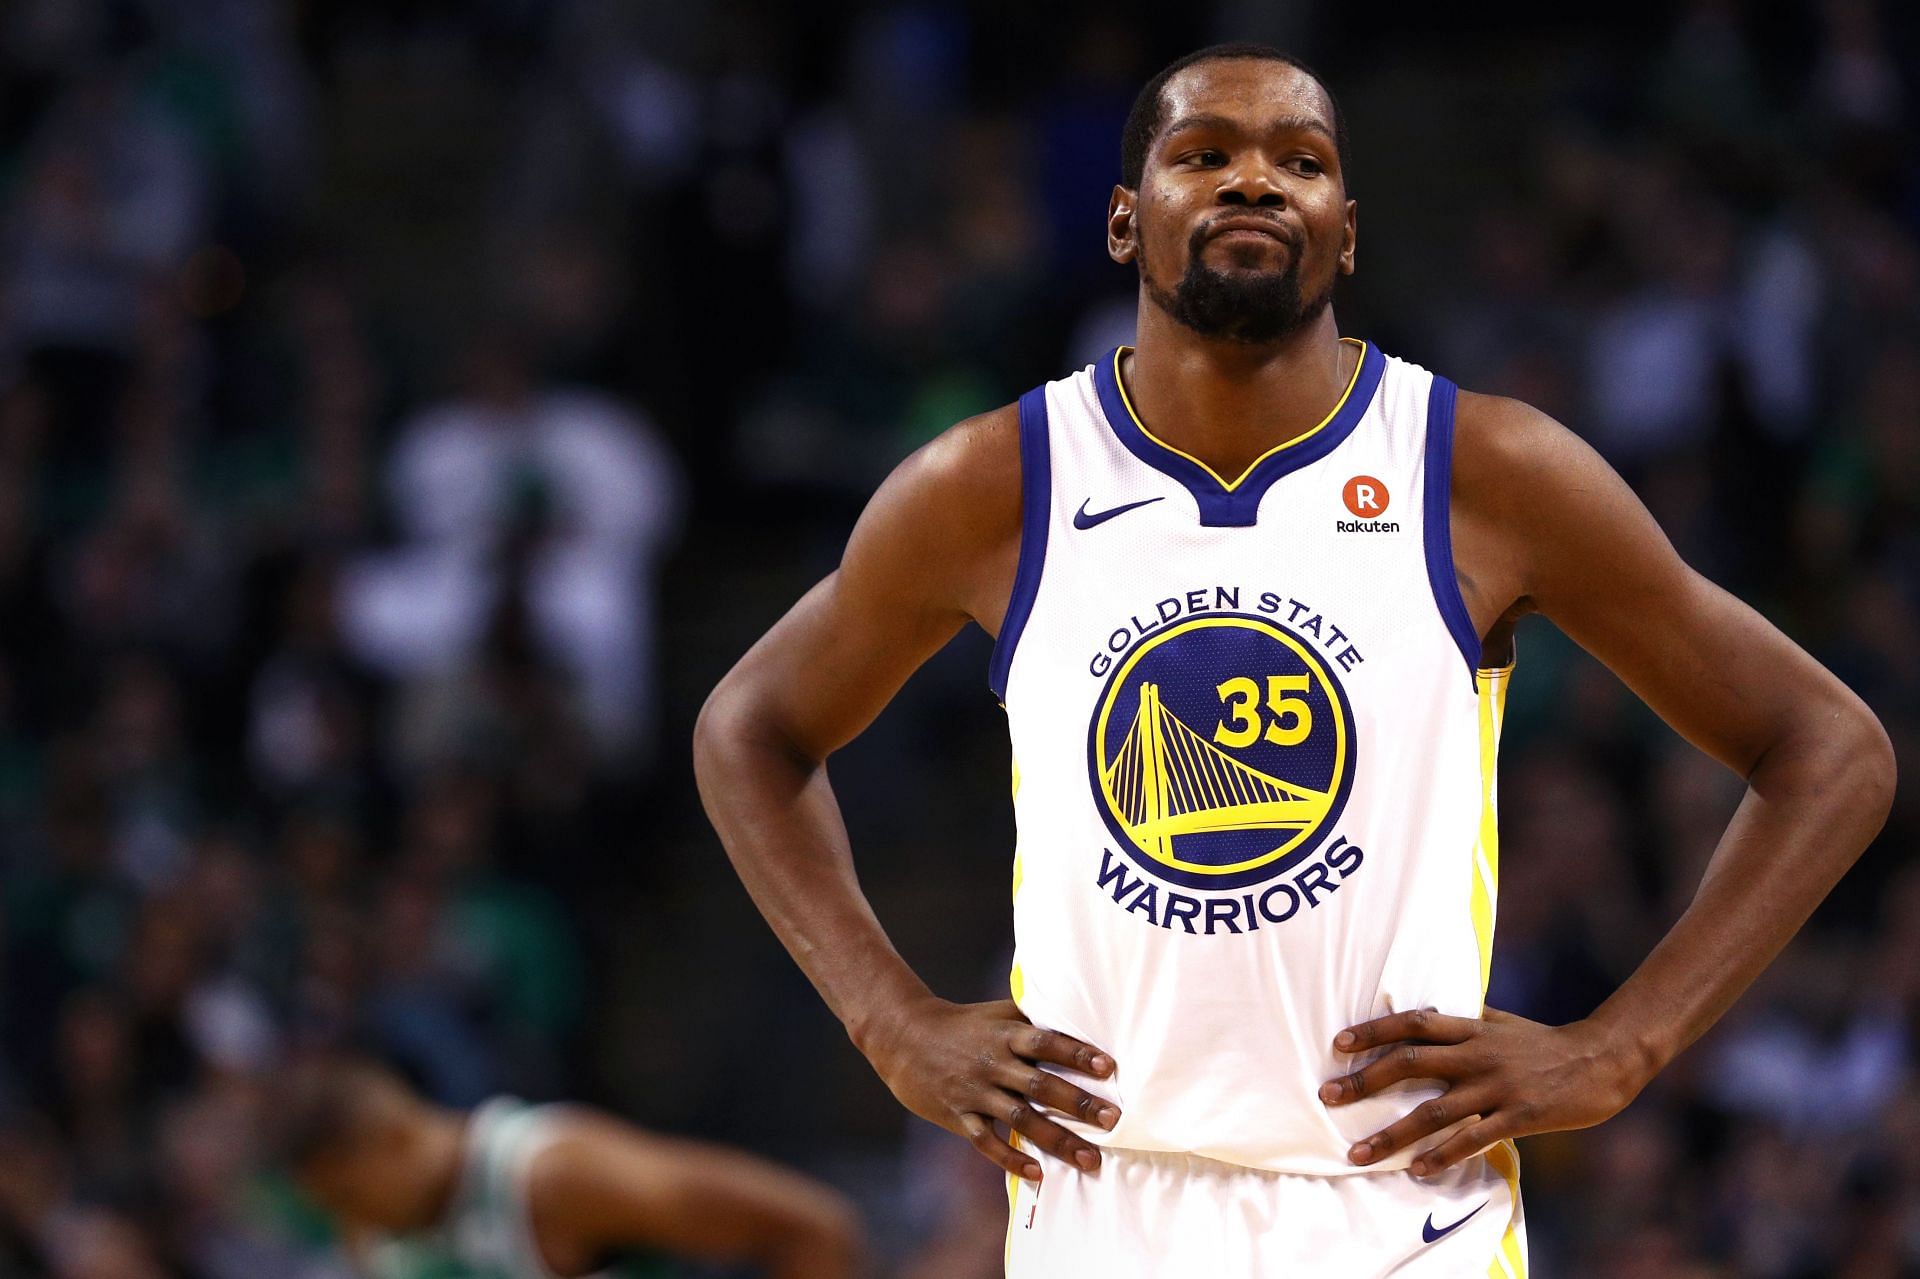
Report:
1111,336,1370,492
1484,1139,1527,1278
1470,661,1511,999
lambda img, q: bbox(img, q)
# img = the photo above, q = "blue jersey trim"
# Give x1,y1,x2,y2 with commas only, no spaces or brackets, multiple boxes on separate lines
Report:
1091,339,1386,527
1421,375,1483,681
989,384,1053,701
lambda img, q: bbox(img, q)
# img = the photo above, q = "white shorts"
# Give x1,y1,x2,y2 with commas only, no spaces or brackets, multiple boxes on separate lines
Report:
1003,1139,1527,1278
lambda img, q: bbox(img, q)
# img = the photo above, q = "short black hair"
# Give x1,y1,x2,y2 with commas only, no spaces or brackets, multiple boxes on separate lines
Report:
1121,43,1348,190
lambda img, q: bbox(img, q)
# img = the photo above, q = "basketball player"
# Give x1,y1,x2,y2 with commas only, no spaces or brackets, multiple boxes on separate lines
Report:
694,43,1895,1276
279,1056,863,1279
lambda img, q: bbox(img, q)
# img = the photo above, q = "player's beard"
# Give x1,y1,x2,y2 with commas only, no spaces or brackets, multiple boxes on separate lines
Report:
1141,225,1334,345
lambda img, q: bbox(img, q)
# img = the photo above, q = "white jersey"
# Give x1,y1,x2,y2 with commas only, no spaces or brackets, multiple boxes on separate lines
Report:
993,338,1515,1177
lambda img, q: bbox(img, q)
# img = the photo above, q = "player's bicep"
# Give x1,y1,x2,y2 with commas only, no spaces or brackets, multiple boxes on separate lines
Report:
1487,405,1845,778
730,566,966,763
1546,554,1815,778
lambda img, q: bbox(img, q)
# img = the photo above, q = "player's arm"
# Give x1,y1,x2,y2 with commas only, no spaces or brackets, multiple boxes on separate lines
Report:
1320,391,1896,1172
527,1116,862,1279
694,407,1119,1184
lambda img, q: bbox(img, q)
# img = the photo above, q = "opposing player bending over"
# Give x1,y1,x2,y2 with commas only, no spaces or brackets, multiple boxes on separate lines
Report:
696,42,1894,1276
280,1056,863,1279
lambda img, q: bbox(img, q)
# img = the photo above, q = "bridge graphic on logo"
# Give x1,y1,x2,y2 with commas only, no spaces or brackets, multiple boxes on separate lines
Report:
1101,681,1332,866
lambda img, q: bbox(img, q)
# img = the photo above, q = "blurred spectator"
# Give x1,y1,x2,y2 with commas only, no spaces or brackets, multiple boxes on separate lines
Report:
339,329,682,766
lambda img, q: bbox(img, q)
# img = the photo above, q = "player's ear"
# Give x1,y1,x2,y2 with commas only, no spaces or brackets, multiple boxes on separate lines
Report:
1108,185,1137,265
1339,198,1357,276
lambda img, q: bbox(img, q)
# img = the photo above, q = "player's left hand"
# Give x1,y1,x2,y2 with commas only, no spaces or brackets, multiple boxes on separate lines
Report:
1319,1007,1648,1174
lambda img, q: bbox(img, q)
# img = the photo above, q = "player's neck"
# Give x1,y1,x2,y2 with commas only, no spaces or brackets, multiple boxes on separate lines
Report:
1122,307,1354,480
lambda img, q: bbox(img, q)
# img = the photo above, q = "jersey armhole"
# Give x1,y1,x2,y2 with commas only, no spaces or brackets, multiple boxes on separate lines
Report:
987,385,1052,703
1421,375,1486,685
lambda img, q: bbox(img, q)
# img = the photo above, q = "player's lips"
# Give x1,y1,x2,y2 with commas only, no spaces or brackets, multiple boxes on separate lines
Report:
1204,216,1298,246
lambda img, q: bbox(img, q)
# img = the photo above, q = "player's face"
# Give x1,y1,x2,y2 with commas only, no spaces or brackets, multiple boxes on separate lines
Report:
1111,60,1356,344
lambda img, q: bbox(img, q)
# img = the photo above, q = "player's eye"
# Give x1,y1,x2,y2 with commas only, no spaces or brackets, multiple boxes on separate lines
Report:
1182,149,1226,167
1292,157,1324,176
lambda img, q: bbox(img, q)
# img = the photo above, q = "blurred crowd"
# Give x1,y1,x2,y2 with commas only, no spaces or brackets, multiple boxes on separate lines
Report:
0,0,1913,1276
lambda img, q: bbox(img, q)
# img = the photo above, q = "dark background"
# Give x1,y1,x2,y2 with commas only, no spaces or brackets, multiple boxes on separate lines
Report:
0,0,1914,1275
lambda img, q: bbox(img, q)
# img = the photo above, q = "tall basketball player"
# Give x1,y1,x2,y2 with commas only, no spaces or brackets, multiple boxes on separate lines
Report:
694,44,1895,1276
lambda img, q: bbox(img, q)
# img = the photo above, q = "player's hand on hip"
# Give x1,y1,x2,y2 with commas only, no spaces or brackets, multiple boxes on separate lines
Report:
861,995,1119,1182
1318,1007,1647,1174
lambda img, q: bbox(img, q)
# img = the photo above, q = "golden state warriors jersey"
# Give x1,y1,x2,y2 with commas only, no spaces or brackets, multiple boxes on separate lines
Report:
990,339,1514,1176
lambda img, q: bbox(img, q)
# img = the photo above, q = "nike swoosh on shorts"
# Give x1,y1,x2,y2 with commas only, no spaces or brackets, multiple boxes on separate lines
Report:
1422,1200,1487,1244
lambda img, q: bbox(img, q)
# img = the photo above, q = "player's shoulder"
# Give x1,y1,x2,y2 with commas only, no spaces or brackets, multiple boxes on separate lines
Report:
518,1110,663,1274
1451,387,1571,462
863,401,1024,548
523,1108,683,1219
1448,386,1605,519
892,401,1022,503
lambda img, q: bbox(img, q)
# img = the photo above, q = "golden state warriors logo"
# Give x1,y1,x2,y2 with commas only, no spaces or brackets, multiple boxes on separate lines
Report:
1088,613,1356,891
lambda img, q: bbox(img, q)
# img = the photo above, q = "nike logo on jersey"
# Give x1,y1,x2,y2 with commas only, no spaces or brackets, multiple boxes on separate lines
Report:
1074,496,1164,529
1421,1201,1487,1243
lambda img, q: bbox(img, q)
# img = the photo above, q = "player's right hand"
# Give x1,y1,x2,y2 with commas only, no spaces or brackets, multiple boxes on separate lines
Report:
858,995,1119,1182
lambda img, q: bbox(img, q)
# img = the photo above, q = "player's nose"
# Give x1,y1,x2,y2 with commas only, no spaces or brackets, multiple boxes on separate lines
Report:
1215,159,1286,208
